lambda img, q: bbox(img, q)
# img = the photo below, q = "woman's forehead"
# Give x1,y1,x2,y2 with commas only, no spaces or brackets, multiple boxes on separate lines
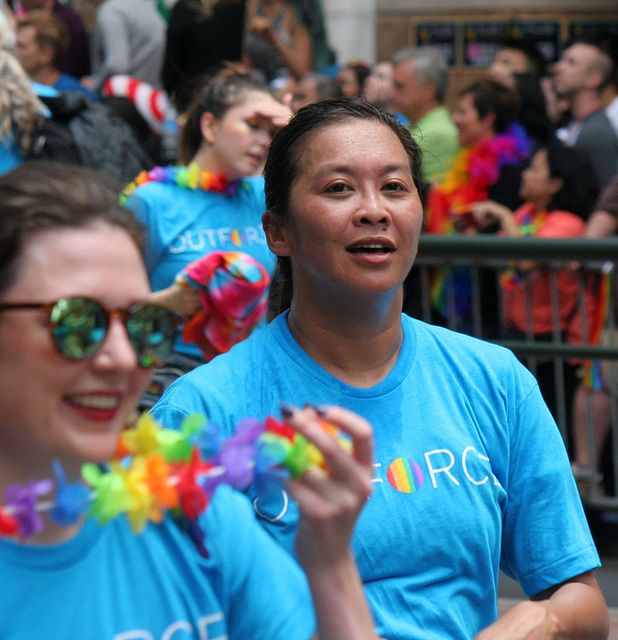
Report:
4,225,148,302
296,120,406,168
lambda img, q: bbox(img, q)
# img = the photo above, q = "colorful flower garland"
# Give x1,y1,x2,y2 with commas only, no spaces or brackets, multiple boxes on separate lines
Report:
0,412,350,542
120,163,248,203
426,123,532,234
427,123,532,318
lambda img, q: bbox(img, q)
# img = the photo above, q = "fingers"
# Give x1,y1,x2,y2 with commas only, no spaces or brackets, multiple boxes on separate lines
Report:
173,284,202,315
280,405,375,565
255,103,293,130
280,404,374,519
281,403,374,473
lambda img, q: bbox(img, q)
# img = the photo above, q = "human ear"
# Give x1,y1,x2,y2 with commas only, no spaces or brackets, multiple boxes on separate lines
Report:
199,112,218,145
41,44,54,65
263,210,291,256
548,176,563,197
482,112,497,132
422,80,437,101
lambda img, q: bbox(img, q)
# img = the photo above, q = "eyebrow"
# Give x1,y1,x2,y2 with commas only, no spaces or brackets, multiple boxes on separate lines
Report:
312,163,411,179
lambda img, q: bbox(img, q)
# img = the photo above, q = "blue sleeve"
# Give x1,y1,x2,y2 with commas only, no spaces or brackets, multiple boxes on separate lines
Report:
499,381,600,595
202,486,316,640
126,188,162,277
151,372,210,429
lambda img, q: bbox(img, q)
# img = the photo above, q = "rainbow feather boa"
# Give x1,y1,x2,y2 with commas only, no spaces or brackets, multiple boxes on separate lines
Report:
0,412,350,542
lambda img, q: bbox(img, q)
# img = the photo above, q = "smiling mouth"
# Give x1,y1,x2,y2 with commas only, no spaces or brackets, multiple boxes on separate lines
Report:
65,394,121,411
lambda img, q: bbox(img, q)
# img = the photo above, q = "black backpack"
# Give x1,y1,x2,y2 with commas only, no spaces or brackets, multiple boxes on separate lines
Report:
29,92,154,182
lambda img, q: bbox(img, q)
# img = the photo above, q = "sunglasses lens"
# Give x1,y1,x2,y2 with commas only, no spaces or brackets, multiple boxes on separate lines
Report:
50,298,108,360
126,305,178,368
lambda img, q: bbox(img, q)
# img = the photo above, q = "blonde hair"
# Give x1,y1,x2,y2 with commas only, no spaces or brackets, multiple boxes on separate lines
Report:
0,48,44,155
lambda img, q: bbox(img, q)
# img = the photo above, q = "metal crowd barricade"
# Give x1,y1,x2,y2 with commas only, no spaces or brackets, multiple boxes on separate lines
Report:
413,234,618,509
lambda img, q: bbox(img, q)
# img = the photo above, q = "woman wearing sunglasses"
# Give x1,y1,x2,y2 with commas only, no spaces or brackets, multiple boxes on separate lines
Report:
0,160,378,640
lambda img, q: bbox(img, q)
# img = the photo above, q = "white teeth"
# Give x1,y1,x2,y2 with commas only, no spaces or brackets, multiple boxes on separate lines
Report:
351,244,390,251
68,395,119,410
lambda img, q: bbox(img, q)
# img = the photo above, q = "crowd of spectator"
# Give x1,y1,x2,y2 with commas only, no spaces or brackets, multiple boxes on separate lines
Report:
2,0,618,637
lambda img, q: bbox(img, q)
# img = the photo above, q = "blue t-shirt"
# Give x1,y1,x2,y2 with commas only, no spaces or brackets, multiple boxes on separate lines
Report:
54,74,100,101
0,137,23,176
127,177,276,358
153,312,601,640
0,485,315,640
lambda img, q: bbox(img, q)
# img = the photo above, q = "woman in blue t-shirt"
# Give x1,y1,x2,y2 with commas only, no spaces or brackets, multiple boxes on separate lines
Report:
153,98,610,640
125,65,291,406
0,160,378,640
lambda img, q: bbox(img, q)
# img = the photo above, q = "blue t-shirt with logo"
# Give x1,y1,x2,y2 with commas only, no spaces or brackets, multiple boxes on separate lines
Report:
0,484,315,640
152,312,601,640
127,177,276,357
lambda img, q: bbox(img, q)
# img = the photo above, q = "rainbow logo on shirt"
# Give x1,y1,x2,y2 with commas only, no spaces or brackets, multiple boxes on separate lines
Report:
230,228,243,247
387,458,424,493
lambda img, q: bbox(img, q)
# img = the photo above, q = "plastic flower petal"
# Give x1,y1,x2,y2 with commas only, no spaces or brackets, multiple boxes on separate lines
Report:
83,463,132,525
265,416,296,443
161,413,208,463
4,479,54,539
119,412,162,457
120,459,154,534
283,434,314,478
254,437,291,497
143,453,178,521
175,450,209,520
50,460,91,526
0,506,19,537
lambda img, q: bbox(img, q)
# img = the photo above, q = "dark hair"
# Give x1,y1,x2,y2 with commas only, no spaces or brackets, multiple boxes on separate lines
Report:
264,97,423,318
513,73,552,143
544,140,598,219
338,61,371,97
497,36,547,77
178,64,273,164
458,78,520,134
0,160,144,296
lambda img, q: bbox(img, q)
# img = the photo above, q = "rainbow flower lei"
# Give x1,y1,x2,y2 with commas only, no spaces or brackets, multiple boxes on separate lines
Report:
0,413,350,543
120,162,248,203
427,123,532,234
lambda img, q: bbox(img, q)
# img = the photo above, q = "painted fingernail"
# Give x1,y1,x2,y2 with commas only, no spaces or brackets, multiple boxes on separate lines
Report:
303,403,325,416
280,402,296,418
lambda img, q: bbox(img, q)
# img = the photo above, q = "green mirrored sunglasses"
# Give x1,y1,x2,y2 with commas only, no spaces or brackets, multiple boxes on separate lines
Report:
0,296,180,368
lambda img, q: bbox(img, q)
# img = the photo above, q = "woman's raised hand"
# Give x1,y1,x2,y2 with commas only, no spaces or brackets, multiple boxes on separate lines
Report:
281,404,379,640
281,404,374,565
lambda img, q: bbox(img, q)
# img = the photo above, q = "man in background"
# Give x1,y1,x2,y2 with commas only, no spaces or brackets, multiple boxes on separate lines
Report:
362,59,408,124
290,72,341,112
15,11,97,99
553,40,618,193
18,0,90,78
392,47,459,186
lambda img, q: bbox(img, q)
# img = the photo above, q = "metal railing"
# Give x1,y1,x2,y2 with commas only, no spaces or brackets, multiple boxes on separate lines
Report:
413,234,618,509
